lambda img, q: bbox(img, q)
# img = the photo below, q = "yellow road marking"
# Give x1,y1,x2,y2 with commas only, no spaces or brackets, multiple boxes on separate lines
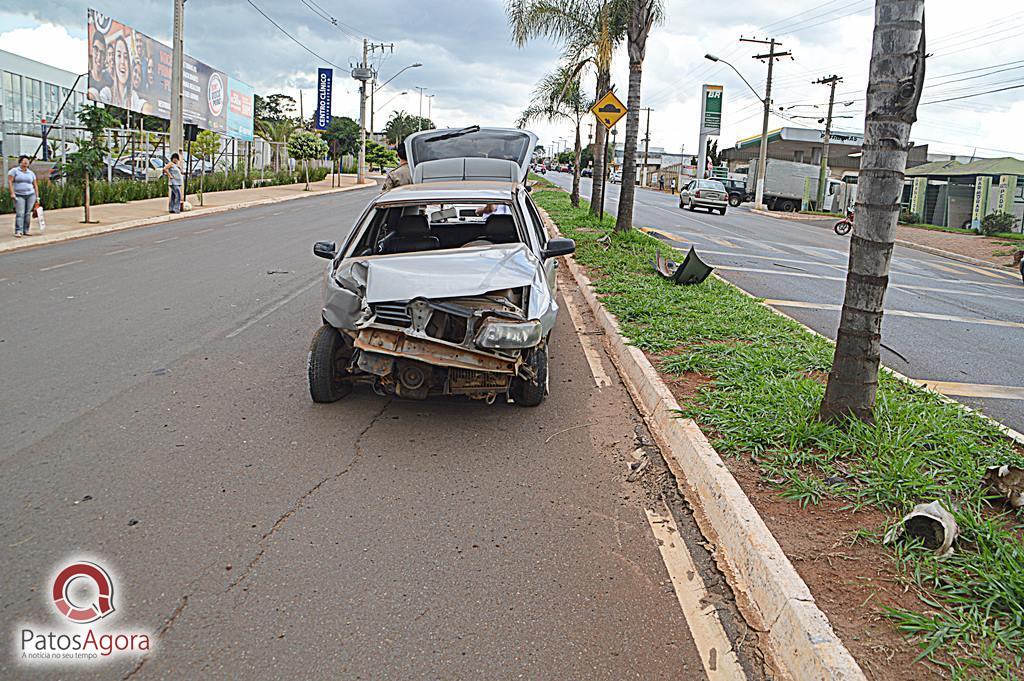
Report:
645,503,747,680
915,380,1024,400
944,260,1019,281
641,226,685,243
761,299,1024,329
926,261,963,275
708,236,738,248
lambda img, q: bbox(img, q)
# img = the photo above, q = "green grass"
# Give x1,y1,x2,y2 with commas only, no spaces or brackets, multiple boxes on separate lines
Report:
992,231,1024,242
901,222,978,235
801,209,845,217
534,187,1024,677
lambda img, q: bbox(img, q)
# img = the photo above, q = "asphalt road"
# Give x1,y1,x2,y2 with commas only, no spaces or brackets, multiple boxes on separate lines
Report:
0,188,758,679
546,172,1024,433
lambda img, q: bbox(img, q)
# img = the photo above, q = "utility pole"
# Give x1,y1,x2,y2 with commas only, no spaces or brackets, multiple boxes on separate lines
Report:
640,107,652,187
357,38,368,183
814,74,842,211
369,75,377,140
426,94,434,124
169,0,185,156
299,90,304,123
741,37,791,210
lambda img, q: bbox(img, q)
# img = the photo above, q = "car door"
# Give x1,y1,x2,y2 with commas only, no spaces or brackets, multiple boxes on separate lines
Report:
521,192,557,299
680,181,694,203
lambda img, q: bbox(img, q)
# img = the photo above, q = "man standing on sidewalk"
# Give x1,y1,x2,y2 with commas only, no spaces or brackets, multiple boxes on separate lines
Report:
164,154,183,213
8,155,40,238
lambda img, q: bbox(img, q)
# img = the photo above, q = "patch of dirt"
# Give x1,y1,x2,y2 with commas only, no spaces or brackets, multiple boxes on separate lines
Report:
661,370,713,406
802,370,829,385
724,455,946,681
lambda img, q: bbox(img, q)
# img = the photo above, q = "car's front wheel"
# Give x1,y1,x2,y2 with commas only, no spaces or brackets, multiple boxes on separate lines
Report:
729,195,741,207
718,207,727,215
687,199,696,212
510,346,548,407
308,325,354,403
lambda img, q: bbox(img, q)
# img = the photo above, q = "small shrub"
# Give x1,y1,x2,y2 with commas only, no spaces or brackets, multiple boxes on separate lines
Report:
898,207,921,224
980,211,1016,236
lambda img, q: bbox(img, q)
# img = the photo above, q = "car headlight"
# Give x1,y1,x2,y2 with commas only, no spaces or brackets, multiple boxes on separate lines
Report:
475,320,543,350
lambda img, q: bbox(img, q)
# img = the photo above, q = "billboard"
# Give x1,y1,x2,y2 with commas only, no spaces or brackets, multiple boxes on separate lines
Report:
700,84,723,136
314,68,332,131
87,9,253,140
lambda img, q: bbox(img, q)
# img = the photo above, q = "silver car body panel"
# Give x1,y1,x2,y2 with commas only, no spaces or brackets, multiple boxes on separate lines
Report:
403,127,538,183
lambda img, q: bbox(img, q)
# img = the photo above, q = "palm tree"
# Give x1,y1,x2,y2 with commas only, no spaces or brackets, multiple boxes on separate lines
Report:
818,0,925,423
518,67,591,206
613,0,663,233
507,0,624,218
255,118,299,171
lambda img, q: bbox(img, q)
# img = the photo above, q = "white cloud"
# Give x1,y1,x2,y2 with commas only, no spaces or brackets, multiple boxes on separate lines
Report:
0,23,86,74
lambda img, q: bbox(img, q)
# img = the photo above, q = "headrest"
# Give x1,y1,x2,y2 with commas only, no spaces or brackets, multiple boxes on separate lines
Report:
485,214,518,241
395,214,430,236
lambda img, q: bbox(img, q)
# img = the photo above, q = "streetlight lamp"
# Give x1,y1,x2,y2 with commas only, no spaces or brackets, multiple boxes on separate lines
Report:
375,91,408,118
370,63,422,136
704,52,769,209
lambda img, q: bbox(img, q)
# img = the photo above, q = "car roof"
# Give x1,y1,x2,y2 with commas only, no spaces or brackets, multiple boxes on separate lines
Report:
373,180,518,206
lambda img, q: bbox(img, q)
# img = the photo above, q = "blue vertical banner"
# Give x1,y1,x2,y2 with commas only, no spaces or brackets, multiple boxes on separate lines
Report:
315,68,333,130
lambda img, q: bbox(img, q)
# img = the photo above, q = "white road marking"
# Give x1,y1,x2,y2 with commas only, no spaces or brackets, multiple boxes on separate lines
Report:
917,380,1024,400
645,503,747,680
225,278,320,339
562,292,612,388
39,259,84,272
104,246,138,256
762,299,1024,329
154,236,179,244
193,227,215,234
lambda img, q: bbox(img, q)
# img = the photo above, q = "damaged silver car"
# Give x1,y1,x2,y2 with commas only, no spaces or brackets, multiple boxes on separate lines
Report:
307,127,575,406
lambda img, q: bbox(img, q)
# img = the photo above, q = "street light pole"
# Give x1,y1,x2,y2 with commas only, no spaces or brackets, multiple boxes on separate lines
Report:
415,86,427,130
426,94,434,123
370,62,422,135
169,0,185,156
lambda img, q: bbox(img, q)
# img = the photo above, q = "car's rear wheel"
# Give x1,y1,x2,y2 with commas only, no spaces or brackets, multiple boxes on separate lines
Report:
308,325,354,403
719,207,727,215
778,199,797,212
729,195,741,207
510,346,548,407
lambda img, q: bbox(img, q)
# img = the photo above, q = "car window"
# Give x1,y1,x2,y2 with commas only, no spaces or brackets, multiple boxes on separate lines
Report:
522,193,548,250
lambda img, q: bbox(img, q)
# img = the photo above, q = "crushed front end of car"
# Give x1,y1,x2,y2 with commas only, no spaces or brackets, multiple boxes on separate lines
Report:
320,244,556,404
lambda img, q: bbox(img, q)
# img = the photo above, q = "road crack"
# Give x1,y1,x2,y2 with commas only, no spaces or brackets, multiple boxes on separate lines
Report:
226,399,392,593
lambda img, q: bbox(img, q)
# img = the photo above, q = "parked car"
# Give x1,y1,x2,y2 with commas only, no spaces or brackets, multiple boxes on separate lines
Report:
679,178,729,215
610,170,622,184
308,126,576,407
581,167,593,178
720,178,750,207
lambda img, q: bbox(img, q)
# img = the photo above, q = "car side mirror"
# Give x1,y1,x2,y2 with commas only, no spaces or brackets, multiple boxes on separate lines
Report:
541,237,575,259
313,240,336,260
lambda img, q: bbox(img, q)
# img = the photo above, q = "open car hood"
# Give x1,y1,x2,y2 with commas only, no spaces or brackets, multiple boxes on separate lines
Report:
404,127,538,183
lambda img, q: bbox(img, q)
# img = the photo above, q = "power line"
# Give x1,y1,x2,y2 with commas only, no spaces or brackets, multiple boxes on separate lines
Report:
922,82,1024,106
757,0,853,32
246,0,347,70
299,0,377,43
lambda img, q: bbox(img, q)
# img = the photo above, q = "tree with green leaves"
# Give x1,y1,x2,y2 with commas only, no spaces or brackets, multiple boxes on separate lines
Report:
192,130,220,205
58,105,119,223
614,0,664,233
287,130,329,190
508,0,625,218
365,140,399,171
254,93,298,124
321,116,360,161
383,110,434,145
517,66,591,206
256,118,299,171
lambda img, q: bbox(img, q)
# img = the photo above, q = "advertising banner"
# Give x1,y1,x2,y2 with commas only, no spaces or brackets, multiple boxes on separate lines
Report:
995,174,1017,215
700,85,723,135
909,177,927,217
314,68,333,131
971,175,992,230
87,9,254,139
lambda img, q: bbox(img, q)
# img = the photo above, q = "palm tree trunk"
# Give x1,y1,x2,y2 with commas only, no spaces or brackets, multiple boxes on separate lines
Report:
571,117,582,208
819,0,925,423
614,61,643,233
590,70,610,218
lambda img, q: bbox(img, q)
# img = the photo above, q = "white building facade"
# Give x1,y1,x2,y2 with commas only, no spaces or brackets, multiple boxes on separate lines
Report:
1,48,88,158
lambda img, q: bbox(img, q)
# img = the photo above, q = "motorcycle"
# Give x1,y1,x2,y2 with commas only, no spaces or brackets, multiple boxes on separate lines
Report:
834,209,854,236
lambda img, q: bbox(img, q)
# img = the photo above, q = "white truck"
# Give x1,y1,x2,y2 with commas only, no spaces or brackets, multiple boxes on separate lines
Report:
746,158,839,212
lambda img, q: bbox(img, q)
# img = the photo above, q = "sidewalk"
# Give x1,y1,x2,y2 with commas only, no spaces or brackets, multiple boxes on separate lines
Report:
0,174,378,254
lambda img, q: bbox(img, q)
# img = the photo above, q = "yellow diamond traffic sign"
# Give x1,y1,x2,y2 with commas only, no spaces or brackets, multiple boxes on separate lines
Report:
591,90,627,129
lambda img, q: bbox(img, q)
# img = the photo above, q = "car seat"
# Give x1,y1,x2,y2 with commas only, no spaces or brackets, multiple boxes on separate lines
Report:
378,214,440,254
484,215,519,244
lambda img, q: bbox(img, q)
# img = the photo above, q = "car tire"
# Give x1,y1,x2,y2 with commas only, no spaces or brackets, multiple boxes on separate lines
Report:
719,207,727,215
510,346,548,407
729,195,741,207
779,200,796,212
687,199,696,212
308,325,353,403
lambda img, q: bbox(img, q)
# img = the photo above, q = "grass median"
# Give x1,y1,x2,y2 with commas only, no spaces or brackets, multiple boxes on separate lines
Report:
533,185,1024,678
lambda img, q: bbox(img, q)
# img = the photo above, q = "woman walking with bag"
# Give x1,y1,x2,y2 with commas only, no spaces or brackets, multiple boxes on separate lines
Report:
8,155,40,238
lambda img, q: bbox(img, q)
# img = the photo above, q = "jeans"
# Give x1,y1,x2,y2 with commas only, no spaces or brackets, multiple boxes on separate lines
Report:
169,185,182,213
14,192,35,234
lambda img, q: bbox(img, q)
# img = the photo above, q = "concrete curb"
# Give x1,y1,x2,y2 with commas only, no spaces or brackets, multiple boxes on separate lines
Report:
540,208,866,680
0,181,378,255
749,207,1014,270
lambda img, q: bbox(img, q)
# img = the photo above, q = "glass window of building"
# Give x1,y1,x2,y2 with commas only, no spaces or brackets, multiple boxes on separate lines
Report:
60,87,74,124
26,78,43,122
2,71,22,121
45,83,60,122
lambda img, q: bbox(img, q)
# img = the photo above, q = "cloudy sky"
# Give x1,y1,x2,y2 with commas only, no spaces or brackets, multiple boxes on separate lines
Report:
1,0,1021,160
